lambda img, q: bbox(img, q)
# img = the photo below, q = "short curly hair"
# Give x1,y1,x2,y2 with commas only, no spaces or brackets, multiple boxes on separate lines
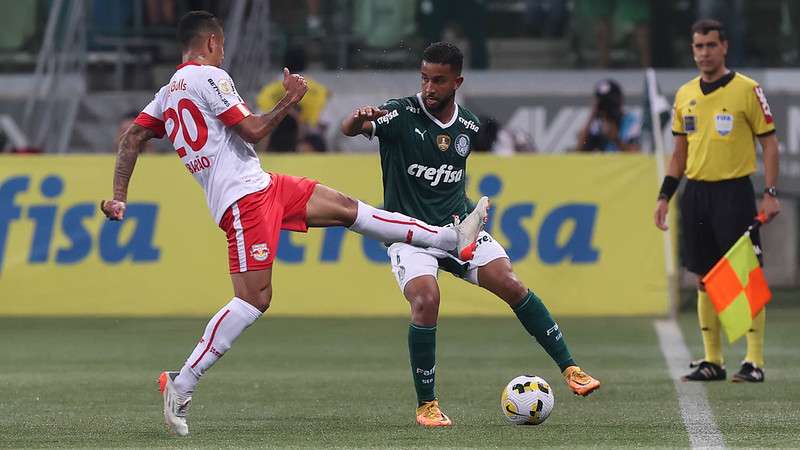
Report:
422,42,463,75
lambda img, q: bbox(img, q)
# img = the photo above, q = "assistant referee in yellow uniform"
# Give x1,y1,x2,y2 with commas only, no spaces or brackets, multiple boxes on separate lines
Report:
654,19,780,383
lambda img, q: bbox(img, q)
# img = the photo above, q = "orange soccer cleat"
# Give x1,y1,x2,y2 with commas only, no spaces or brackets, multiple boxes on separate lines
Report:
562,366,601,396
415,400,453,427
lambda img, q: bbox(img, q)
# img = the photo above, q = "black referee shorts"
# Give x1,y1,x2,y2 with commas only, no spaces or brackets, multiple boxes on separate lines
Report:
679,176,763,277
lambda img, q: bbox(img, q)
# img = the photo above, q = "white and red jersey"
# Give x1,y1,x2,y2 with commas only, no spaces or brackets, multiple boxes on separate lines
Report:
134,61,270,223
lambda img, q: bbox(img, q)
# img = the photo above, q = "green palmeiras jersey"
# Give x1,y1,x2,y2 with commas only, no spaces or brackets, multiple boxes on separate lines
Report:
370,93,481,226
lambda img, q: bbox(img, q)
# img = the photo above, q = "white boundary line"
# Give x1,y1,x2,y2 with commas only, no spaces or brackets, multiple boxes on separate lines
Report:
655,320,725,449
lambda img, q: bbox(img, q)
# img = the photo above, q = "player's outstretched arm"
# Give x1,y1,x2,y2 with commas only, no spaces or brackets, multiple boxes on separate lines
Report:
234,68,308,143
101,123,156,220
340,106,387,138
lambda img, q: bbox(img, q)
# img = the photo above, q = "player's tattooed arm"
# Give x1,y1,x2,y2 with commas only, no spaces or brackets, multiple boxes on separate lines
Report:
340,106,387,137
101,123,155,220
234,68,308,143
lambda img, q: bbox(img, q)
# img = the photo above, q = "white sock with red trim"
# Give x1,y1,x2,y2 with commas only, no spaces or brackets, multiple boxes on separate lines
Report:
173,297,262,395
349,201,457,250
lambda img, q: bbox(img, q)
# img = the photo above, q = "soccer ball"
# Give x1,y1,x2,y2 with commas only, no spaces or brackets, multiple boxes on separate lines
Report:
500,375,555,425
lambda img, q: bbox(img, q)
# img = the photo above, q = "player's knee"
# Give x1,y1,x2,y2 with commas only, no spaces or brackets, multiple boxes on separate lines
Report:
339,194,358,223
326,187,358,225
254,287,272,312
238,285,272,312
499,277,527,306
410,291,440,316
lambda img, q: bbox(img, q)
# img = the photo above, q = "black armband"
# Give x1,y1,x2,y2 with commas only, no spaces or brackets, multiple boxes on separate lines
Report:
658,176,680,201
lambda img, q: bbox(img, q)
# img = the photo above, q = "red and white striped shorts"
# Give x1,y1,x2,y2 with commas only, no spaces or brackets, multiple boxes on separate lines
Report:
218,173,318,273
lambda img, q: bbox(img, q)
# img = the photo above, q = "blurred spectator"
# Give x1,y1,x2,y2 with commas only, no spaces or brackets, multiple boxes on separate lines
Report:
419,0,489,69
306,0,323,37
271,0,319,42
697,0,745,67
145,0,176,26
256,46,330,152
0,0,38,51
494,128,536,155
573,0,651,67
785,0,800,65
524,0,568,38
474,116,536,155
352,0,416,49
473,116,499,152
577,79,640,152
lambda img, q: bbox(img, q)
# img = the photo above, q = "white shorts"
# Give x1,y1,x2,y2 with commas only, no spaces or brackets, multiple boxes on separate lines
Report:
387,231,509,293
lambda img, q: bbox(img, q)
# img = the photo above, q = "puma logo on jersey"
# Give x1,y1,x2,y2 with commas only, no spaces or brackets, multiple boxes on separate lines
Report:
414,128,428,140
407,163,463,186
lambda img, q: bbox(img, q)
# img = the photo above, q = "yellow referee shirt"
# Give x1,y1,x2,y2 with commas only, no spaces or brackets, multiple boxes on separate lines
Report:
671,72,776,181
256,76,329,127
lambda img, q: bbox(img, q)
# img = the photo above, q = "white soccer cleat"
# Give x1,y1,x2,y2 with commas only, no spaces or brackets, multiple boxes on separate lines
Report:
158,371,191,436
453,196,489,261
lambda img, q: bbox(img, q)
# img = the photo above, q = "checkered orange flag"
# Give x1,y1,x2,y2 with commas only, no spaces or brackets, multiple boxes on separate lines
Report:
702,214,771,343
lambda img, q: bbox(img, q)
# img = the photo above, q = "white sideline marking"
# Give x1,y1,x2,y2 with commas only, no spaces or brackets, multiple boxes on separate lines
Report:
655,320,725,449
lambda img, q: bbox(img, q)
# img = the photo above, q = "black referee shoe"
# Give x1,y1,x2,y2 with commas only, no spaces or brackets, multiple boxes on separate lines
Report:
732,361,764,383
682,360,726,381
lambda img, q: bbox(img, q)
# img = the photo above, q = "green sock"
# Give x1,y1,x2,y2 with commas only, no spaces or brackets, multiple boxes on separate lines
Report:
513,290,576,372
408,323,437,404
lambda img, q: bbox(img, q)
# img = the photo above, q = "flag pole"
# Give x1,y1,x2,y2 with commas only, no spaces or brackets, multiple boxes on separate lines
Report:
647,68,679,319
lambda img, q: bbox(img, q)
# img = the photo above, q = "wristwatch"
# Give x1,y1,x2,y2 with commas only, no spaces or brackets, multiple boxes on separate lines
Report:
764,186,778,197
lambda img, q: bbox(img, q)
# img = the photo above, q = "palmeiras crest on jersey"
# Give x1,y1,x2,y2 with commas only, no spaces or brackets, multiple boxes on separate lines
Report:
436,134,451,151
455,134,470,157
251,243,270,261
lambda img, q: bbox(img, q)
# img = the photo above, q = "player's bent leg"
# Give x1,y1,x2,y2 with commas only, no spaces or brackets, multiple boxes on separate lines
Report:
305,184,487,260
477,258,599,396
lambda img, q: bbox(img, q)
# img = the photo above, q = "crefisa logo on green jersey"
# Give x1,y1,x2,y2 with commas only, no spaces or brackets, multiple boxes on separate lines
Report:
458,117,479,132
376,109,398,125
406,163,463,186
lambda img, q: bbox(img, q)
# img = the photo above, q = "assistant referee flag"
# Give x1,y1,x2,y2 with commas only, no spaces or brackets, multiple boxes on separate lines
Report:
702,217,771,343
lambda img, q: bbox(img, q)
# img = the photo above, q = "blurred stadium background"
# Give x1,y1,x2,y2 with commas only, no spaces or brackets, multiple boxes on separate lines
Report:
1,0,799,448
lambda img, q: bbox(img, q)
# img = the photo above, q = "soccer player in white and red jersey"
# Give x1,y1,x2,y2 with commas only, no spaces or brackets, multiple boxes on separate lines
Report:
100,11,488,436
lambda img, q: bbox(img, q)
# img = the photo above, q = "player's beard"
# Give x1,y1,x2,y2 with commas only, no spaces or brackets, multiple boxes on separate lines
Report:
425,91,455,113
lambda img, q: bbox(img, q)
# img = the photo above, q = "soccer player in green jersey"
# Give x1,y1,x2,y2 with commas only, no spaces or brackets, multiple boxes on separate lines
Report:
341,42,600,427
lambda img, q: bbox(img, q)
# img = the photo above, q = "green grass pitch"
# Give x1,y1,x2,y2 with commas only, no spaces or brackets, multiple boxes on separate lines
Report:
1,306,799,448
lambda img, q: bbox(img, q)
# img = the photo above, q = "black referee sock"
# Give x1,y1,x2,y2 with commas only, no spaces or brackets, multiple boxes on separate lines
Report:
513,290,576,372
